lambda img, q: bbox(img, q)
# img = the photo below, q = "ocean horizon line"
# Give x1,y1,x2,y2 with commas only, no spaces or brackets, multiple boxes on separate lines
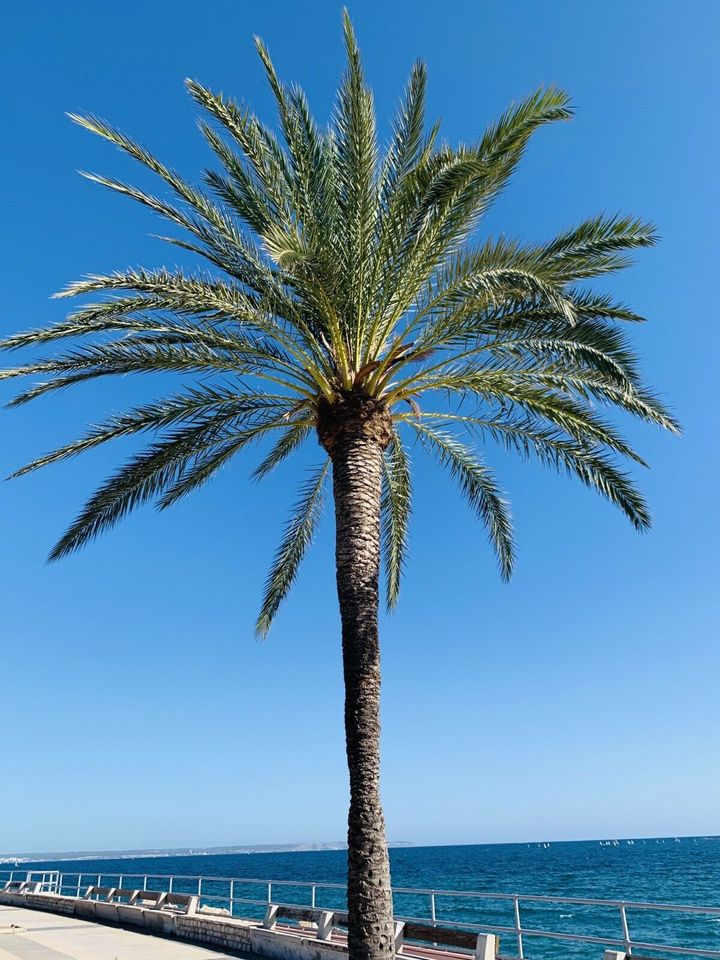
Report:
4,833,719,865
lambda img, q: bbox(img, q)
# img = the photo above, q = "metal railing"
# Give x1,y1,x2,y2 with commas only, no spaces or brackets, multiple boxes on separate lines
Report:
0,870,60,894
3,868,720,960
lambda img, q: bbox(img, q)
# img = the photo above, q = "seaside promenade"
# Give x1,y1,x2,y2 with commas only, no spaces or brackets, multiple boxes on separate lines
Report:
0,903,241,960
4,868,720,960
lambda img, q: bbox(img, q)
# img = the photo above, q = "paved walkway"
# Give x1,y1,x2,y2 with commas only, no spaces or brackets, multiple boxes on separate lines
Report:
0,905,247,960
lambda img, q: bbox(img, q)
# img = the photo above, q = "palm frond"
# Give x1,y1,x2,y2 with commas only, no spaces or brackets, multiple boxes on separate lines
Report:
156,415,291,508
49,412,293,561
256,461,330,637
541,214,658,281
10,389,291,478
401,410,651,530
252,419,313,479
409,421,514,579
381,430,412,609
48,417,237,560
335,10,379,356
369,87,573,352
379,61,428,204
70,113,246,244
186,78,294,215
2,337,315,406
395,366,651,465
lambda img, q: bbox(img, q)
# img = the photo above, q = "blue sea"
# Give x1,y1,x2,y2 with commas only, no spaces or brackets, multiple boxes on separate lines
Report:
8,839,720,960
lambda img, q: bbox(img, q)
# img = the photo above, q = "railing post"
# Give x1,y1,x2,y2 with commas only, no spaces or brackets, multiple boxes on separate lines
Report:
513,895,524,959
394,921,406,954
311,884,316,908
430,892,437,925
476,934,497,960
169,876,174,893
268,881,272,904
77,875,82,898
198,878,203,899
143,876,148,891
230,880,235,915
620,903,632,955
317,911,334,941
118,876,123,891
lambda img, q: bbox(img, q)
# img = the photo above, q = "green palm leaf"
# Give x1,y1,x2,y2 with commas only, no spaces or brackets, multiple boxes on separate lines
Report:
256,461,330,637
409,421,514,580
381,432,412,609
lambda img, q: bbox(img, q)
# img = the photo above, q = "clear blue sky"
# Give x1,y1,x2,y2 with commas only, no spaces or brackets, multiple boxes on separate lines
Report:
1,0,718,855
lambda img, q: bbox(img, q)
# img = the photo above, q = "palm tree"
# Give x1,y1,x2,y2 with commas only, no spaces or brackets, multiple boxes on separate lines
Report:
1,13,677,960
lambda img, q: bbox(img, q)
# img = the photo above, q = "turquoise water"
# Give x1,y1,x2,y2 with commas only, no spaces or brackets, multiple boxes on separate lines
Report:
11,839,720,960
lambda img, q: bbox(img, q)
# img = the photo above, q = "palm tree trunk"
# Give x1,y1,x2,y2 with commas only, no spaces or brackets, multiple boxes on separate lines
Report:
332,428,395,960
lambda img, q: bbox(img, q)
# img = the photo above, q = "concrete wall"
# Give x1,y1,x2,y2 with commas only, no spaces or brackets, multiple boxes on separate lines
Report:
0,890,349,960
1,891,75,915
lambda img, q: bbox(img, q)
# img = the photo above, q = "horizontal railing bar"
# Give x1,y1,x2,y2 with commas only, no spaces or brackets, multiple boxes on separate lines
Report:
268,899,343,911
397,889,720,913
627,942,720,958
512,895,720,913
5,869,720,916
397,916,517,934
515,928,720,958
517,928,627,946
44,872,347,889
618,902,720,915
7,869,719,916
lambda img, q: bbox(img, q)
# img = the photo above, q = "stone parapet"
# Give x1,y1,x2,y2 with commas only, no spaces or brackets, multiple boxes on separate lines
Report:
0,890,350,960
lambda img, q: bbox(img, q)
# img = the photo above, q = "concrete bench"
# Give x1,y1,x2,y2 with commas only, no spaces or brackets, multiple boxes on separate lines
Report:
83,886,116,901
116,890,171,932
400,922,497,959
106,889,145,926
76,887,196,931
161,892,199,915
133,890,167,909
264,903,335,941
80,887,118,922
332,913,497,958
2,880,40,894
108,888,142,904
117,896,169,933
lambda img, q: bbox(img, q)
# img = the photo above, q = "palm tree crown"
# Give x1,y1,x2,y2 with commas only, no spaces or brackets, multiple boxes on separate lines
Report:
1,13,678,635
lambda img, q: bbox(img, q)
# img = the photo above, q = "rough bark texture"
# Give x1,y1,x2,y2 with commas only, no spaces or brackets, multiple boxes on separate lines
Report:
319,394,395,960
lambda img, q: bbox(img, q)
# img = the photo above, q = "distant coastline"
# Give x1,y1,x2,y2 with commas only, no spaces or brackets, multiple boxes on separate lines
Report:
2,836,719,867
0,840,414,865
